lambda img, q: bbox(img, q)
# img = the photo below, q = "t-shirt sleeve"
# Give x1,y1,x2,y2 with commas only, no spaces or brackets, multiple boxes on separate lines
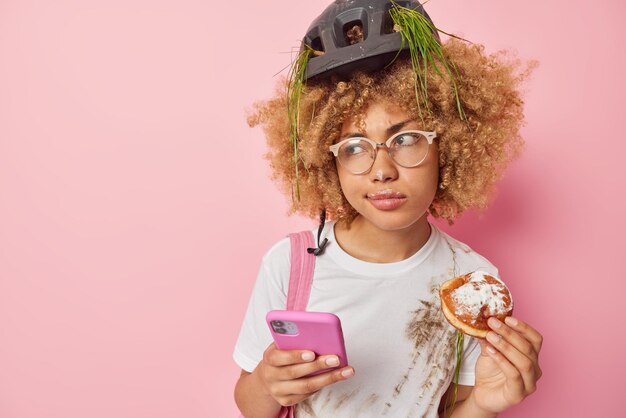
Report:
232,239,290,373
456,335,482,386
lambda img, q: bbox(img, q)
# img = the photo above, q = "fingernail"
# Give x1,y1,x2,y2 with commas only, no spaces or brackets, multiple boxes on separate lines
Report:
341,368,354,378
486,331,501,344
326,356,339,366
504,316,518,326
488,317,502,329
301,352,314,361
486,345,497,355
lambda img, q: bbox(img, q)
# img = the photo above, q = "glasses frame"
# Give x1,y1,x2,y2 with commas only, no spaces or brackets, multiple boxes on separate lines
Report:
328,129,437,174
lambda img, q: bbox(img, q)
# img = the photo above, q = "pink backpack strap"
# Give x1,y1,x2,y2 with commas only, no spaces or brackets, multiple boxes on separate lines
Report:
277,407,294,418
286,230,316,311
279,230,316,418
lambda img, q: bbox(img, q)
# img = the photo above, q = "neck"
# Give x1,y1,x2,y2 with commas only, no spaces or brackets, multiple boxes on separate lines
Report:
334,214,432,263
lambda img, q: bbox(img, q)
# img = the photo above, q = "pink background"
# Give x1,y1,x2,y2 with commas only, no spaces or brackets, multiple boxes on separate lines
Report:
0,0,624,417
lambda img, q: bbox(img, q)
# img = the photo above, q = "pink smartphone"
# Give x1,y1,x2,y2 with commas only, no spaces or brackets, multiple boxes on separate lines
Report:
266,310,348,376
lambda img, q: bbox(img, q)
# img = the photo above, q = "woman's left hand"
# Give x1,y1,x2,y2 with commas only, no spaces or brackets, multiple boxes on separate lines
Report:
470,316,543,414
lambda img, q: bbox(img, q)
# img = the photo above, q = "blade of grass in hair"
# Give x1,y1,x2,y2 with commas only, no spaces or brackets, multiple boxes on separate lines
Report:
274,47,301,77
429,45,466,120
406,10,438,97
390,1,467,121
397,13,428,114
286,46,312,201
428,27,471,120
275,45,324,78
390,2,437,119
388,5,434,118
433,27,473,45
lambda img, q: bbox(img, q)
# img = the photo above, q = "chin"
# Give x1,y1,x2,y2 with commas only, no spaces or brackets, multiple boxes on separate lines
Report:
357,207,429,232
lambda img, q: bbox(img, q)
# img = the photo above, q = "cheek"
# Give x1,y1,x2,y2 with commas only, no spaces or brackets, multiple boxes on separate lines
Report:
429,155,440,186
432,146,439,191
336,164,354,197
426,170,439,202
424,156,440,197
424,146,440,182
405,168,438,200
405,152,439,202
335,163,364,205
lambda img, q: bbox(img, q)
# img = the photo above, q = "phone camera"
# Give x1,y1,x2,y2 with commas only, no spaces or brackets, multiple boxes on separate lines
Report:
272,320,285,327
275,327,287,334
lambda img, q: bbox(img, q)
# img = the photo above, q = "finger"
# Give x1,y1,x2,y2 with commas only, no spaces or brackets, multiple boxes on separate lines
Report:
487,317,538,362
271,365,354,406
503,316,544,354
290,365,355,396
477,338,492,357
486,330,539,394
275,355,344,381
488,317,543,382
482,342,527,402
263,343,317,367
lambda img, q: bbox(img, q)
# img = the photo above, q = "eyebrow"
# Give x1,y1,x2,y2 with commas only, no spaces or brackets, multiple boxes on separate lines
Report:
340,118,415,139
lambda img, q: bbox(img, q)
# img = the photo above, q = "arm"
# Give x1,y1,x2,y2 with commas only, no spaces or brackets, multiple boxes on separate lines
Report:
438,384,497,418
235,369,282,418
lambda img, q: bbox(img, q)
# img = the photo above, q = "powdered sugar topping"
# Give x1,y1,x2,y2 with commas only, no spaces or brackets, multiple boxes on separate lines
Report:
450,271,512,317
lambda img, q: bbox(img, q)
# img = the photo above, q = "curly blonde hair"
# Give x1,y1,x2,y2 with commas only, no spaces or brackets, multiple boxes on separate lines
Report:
247,38,537,225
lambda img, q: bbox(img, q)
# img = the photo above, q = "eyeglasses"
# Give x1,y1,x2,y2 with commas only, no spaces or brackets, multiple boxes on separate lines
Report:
328,130,436,174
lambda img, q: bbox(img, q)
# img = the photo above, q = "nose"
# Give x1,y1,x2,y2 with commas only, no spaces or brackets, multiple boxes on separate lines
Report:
368,145,398,182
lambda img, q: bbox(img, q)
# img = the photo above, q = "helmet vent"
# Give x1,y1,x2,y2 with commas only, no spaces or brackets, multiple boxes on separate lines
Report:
310,36,324,53
344,21,365,45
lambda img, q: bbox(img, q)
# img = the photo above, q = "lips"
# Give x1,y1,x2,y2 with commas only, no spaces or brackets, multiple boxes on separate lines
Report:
366,189,407,200
366,189,407,210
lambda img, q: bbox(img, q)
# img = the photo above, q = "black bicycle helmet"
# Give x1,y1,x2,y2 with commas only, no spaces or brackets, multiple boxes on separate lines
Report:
302,0,440,80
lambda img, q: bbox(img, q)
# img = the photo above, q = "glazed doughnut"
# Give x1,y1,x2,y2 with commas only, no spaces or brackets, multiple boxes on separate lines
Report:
439,271,513,338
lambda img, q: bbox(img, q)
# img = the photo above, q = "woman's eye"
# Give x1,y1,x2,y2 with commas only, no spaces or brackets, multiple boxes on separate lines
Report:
394,134,421,146
346,145,364,154
343,141,368,155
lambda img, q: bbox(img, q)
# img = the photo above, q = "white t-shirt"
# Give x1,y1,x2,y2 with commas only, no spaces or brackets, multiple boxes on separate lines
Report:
233,220,499,418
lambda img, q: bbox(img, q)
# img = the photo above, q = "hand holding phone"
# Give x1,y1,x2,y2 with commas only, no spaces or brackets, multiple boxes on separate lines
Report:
254,310,354,407
266,310,349,376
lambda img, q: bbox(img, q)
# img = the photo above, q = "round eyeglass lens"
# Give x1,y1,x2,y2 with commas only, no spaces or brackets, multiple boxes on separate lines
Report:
389,132,429,167
337,139,376,173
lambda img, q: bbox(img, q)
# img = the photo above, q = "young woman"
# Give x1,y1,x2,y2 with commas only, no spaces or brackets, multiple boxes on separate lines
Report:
234,1,542,417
